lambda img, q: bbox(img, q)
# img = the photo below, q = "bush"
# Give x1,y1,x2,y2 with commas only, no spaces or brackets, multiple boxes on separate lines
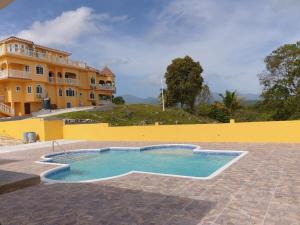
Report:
209,102,230,123
112,96,125,105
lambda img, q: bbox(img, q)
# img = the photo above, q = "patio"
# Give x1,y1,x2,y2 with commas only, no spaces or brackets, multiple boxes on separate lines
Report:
0,141,299,225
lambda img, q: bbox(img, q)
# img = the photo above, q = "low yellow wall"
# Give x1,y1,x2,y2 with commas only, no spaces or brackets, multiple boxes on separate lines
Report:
0,118,63,141
63,120,300,143
1,118,300,143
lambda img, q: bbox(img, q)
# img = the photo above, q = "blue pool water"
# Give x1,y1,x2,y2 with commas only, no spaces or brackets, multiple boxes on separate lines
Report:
44,146,241,182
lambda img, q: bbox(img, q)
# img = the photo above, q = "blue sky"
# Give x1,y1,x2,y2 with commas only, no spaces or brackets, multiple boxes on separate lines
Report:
1,0,300,97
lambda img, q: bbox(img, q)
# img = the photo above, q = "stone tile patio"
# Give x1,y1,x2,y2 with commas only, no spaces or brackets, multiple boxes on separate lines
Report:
0,141,300,225
0,136,23,147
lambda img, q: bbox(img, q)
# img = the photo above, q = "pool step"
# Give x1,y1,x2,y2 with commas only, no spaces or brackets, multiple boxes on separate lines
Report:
52,153,96,163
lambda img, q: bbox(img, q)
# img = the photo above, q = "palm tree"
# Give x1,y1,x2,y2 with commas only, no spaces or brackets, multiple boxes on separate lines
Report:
219,90,240,116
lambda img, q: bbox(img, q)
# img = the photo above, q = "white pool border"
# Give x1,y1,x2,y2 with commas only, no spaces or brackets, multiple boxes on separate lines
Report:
37,144,248,184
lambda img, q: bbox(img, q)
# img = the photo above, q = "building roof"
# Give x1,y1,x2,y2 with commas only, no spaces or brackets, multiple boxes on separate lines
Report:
0,36,71,56
100,66,115,77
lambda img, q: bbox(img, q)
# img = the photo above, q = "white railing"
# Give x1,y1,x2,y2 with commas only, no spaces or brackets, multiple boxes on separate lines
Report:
0,69,31,79
57,78,63,84
48,77,55,83
0,103,15,116
0,95,4,102
99,85,116,91
6,46,87,69
64,78,79,85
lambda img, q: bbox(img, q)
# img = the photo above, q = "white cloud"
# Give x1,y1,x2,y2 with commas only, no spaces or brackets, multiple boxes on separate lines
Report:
17,7,127,46
13,2,300,97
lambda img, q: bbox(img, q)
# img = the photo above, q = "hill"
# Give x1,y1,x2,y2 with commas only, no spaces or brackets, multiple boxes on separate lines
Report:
52,104,215,126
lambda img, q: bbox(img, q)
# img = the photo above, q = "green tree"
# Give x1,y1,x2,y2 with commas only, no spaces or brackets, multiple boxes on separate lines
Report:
259,41,300,120
164,56,204,111
112,96,125,105
219,90,241,116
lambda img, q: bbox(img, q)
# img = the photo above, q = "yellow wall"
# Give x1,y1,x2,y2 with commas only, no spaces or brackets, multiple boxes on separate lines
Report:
0,118,47,140
63,120,300,143
1,119,300,143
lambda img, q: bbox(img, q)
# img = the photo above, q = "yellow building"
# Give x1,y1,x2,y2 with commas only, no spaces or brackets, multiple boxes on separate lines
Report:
0,36,116,117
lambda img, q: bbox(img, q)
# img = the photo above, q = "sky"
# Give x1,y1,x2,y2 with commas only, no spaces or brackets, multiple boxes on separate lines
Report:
1,0,300,97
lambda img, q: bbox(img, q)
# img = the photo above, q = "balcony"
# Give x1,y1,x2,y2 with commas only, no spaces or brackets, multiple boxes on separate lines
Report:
54,77,79,86
0,69,31,80
98,85,116,91
6,47,87,69
64,78,79,85
48,77,55,83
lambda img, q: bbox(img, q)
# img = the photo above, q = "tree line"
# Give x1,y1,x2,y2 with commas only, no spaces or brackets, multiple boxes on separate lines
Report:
161,41,300,122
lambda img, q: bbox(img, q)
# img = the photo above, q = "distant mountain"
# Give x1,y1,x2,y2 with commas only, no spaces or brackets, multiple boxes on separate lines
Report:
122,95,159,105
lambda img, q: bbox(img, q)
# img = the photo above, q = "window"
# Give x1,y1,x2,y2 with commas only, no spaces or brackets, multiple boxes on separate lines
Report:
90,77,96,85
36,85,43,94
24,65,30,72
16,86,21,93
58,88,63,96
80,92,83,96
36,65,43,75
27,86,32,94
66,88,75,97
90,92,95,99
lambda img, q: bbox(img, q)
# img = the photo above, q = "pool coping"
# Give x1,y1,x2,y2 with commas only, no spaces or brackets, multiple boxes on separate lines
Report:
36,144,248,183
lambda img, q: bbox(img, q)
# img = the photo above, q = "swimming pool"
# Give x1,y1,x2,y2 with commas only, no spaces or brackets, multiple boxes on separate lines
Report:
39,144,247,183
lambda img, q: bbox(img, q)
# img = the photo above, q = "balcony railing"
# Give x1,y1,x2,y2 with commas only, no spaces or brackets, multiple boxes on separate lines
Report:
48,77,55,83
65,78,79,85
54,77,78,85
98,85,116,91
0,69,31,80
0,103,15,116
6,47,87,69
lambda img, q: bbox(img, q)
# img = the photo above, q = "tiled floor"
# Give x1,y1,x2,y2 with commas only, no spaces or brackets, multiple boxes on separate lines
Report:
0,136,23,147
0,141,300,225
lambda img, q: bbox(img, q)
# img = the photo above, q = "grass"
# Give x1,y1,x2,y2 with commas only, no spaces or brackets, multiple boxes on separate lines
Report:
52,104,215,126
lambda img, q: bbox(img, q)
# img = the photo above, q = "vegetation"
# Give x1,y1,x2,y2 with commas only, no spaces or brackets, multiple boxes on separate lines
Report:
112,96,125,105
53,104,215,126
164,56,204,112
55,42,300,125
258,41,300,120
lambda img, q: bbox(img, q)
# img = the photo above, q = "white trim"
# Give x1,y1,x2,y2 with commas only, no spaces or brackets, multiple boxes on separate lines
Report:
37,144,248,184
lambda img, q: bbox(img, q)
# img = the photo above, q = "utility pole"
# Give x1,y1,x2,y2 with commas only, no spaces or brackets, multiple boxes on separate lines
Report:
161,77,165,111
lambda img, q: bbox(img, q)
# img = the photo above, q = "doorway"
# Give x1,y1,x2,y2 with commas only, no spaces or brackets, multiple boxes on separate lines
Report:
24,103,31,114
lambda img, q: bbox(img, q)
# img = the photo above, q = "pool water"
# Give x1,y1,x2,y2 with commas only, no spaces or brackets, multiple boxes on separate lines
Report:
44,146,241,182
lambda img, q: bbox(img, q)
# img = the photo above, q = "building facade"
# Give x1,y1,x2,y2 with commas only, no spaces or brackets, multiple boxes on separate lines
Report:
0,37,116,117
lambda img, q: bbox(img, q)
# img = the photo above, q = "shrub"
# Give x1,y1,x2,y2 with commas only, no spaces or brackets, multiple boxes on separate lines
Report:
112,96,125,105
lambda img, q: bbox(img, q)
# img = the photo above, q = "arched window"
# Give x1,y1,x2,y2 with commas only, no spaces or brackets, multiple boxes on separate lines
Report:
90,92,95,99
106,81,112,86
66,88,75,97
36,65,44,75
90,77,96,85
36,85,43,94
58,88,63,96
57,72,62,78
99,80,105,86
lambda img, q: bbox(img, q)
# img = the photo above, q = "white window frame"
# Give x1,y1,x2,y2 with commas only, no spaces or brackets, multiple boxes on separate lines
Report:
24,65,30,73
36,85,43,94
58,88,63,97
27,86,32,94
36,65,44,75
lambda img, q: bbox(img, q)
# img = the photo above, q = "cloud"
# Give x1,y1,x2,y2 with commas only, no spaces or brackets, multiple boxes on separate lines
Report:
17,7,127,46
13,1,300,97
